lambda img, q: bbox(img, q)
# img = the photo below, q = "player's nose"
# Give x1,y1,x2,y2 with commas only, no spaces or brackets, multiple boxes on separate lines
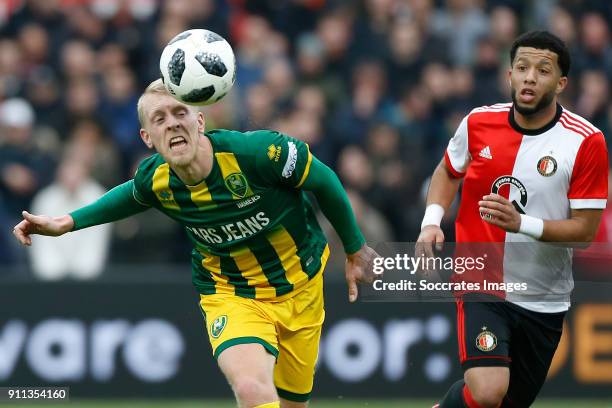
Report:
524,67,537,83
166,118,181,130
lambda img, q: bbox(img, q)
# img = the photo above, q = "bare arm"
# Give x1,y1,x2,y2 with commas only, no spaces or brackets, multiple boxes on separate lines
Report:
13,212,74,246
541,209,602,243
416,159,463,255
479,195,602,245
425,159,463,211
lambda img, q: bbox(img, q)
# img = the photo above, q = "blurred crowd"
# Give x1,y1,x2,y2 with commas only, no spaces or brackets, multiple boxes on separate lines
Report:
1,0,611,279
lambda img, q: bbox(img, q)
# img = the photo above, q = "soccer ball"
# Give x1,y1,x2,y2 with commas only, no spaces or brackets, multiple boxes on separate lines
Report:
159,29,236,106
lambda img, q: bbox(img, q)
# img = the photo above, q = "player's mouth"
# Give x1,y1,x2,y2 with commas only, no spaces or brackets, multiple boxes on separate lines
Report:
170,136,187,150
518,88,536,103
169,136,188,152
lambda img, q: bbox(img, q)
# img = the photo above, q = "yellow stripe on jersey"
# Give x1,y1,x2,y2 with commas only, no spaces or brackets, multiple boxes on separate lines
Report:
266,226,309,286
296,146,313,188
152,163,180,211
215,152,253,200
230,246,276,299
186,180,216,210
199,249,233,295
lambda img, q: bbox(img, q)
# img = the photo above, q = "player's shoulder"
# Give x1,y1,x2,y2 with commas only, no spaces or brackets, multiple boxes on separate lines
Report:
136,153,165,173
468,102,513,117
206,129,294,157
558,107,603,139
207,128,285,153
134,153,165,180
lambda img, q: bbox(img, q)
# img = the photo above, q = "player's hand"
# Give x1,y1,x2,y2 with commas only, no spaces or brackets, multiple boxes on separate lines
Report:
479,194,521,232
416,225,445,258
345,244,379,303
12,211,74,246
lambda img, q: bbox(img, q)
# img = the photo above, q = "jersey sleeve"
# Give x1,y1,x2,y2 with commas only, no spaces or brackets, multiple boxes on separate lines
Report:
444,115,470,177
568,132,609,209
251,130,313,188
132,156,159,206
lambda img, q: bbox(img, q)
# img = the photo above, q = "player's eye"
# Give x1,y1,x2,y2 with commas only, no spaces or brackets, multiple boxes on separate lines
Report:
539,68,550,74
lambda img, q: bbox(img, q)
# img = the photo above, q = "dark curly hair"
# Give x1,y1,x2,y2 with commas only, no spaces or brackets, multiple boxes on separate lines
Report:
510,30,570,77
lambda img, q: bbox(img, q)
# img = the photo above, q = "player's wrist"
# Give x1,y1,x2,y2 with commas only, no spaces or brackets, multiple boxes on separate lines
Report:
421,204,445,230
518,214,544,239
57,215,75,234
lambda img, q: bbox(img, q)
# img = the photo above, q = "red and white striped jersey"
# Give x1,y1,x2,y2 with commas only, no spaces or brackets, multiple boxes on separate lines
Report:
446,102,608,313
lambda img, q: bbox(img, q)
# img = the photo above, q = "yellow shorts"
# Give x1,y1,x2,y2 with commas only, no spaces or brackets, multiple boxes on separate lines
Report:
199,272,324,402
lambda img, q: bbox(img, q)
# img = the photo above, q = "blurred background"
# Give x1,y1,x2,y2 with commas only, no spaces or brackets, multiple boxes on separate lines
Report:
0,0,611,405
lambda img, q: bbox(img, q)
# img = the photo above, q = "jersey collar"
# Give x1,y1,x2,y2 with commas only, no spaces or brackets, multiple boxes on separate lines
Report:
508,103,563,136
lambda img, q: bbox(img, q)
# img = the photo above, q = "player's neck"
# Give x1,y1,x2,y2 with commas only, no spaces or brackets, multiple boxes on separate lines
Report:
172,136,214,185
512,100,559,131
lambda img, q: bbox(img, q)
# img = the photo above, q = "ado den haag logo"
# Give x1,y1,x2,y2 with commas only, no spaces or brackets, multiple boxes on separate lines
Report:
210,315,227,338
224,173,249,198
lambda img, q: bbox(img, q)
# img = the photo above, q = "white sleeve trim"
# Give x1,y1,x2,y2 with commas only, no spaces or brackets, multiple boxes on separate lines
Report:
569,198,607,209
446,115,470,174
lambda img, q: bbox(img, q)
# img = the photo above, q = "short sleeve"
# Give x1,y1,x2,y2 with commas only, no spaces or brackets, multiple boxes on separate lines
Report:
444,115,470,177
252,130,313,188
568,132,609,209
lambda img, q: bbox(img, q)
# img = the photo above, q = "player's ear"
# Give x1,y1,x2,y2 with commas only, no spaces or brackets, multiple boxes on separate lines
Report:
139,129,154,149
197,111,205,133
556,76,568,95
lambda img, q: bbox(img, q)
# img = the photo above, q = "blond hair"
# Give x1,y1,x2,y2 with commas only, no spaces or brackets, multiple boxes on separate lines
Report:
137,79,169,127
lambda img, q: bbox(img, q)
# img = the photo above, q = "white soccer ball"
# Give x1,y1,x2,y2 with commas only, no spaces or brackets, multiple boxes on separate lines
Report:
159,29,236,106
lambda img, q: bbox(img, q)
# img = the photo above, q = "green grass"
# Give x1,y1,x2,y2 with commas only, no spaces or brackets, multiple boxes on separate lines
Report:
1,400,611,408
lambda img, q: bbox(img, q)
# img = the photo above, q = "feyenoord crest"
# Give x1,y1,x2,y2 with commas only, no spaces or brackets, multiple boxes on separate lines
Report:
224,173,249,198
475,326,497,352
210,315,227,338
537,155,557,177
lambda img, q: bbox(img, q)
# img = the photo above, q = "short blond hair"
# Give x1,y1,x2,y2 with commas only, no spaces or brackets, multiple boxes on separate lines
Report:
137,79,169,127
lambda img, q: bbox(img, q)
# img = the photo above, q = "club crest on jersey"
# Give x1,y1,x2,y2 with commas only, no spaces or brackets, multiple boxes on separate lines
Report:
210,315,227,338
224,173,249,198
537,155,557,177
475,326,497,352
267,144,282,162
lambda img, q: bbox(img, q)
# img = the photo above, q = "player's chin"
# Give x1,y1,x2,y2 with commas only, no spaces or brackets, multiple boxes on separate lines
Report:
166,150,193,166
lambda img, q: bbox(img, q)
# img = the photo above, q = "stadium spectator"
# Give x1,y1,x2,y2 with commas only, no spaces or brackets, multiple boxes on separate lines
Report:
0,0,609,275
0,98,55,265
0,98,54,220
429,0,489,66
28,148,111,280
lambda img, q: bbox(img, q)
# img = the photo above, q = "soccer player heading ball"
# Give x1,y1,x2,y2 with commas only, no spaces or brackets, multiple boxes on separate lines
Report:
13,78,379,407
418,31,608,407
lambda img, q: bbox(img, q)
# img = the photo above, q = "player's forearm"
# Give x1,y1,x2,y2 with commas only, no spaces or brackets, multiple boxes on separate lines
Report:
420,160,462,229
426,159,462,210
301,158,365,254
70,180,149,231
540,213,601,244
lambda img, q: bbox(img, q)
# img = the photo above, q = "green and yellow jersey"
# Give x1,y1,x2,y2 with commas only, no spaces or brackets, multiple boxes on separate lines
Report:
132,129,329,299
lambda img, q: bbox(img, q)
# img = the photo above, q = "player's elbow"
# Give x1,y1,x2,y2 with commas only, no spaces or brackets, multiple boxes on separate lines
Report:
580,232,596,247
572,230,597,248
